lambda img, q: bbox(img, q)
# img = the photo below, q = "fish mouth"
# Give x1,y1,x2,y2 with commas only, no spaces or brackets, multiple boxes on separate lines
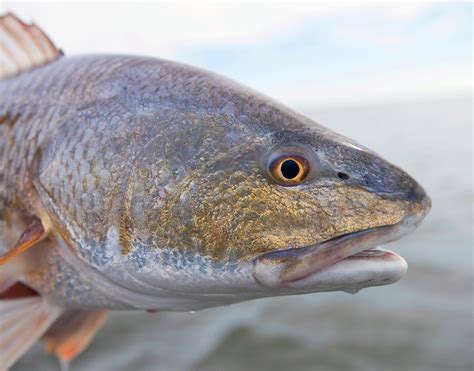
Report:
253,214,420,288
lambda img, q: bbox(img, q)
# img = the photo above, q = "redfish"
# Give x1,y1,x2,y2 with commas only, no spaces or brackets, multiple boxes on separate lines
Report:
0,13,431,368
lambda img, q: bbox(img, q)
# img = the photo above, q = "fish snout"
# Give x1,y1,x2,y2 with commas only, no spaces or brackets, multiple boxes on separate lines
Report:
358,155,432,225
406,181,431,222
393,171,432,230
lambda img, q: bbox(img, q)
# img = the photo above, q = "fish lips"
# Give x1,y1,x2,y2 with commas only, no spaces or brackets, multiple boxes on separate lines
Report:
252,215,420,289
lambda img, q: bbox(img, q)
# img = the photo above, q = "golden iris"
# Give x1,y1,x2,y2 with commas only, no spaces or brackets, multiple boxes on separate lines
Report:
269,155,309,186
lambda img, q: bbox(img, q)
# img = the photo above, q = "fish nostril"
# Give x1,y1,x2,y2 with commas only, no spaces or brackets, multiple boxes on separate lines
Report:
337,172,350,180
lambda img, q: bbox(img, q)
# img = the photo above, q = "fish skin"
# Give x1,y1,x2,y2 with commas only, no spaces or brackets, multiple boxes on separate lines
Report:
1,54,430,310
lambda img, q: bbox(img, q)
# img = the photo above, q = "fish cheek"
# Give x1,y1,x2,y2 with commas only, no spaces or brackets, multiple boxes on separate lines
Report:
152,169,329,262
202,182,411,262
150,168,409,264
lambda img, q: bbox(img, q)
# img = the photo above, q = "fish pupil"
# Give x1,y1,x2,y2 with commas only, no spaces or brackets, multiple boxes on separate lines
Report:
280,159,300,179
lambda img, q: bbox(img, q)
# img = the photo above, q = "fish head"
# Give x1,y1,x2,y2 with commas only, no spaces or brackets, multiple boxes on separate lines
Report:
33,58,431,308
246,130,431,294
152,111,432,297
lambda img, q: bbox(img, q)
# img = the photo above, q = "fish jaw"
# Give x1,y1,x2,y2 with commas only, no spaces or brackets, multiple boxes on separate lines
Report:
253,247,407,294
278,248,408,294
252,202,429,291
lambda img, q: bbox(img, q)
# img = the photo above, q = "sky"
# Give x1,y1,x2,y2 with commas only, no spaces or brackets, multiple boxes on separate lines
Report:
2,1,472,107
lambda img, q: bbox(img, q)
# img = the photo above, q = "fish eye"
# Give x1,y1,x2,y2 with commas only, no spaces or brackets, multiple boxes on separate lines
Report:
268,154,310,186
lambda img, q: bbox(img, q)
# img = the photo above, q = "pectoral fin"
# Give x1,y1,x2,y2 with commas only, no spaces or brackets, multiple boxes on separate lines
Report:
0,297,64,370
42,310,108,362
0,218,46,265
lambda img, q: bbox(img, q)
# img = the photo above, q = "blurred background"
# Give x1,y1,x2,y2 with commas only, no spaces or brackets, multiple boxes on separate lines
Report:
3,2,472,371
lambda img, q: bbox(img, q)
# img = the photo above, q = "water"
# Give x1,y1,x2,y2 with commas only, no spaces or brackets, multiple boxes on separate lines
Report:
13,95,473,371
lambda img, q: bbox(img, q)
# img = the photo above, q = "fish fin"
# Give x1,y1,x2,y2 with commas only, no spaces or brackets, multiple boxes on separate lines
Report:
0,270,15,294
42,310,108,362
0,218,46,265
0,297,64,370
0,12,62,79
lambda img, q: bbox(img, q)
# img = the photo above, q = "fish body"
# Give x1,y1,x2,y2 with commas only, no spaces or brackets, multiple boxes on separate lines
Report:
0,13,431,368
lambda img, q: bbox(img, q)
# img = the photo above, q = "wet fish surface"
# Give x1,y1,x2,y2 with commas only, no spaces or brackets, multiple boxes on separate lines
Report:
0,13,431,369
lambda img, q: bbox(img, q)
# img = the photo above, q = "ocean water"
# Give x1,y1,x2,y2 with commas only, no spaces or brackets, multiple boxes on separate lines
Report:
13,95,473,371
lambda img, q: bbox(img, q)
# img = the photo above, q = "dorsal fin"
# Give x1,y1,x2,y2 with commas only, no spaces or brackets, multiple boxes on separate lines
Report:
0,12,62,79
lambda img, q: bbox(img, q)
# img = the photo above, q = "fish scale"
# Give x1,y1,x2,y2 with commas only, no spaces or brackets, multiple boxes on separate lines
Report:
0,56,143,210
